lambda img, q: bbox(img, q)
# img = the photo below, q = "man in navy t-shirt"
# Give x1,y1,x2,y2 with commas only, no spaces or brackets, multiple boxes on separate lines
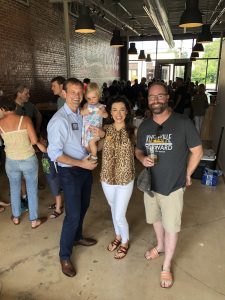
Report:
136,82,203,288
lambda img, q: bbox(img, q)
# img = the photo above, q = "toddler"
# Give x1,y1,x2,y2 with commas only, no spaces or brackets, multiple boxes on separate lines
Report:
81,83,108,160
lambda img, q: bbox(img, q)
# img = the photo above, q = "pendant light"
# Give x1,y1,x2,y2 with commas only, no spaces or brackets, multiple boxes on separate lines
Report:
190,52,199,58
197,24,213,43
179,0,203,28
128,43,137,55
138,50,146,60
145,54,152,62
75,5,96,33
192,43,204,52
138,30,146,60
110,2,124,48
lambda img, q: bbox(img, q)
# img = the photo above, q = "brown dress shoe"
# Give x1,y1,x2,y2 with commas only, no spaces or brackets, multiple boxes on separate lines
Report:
60,259,76,277
74,238,97,247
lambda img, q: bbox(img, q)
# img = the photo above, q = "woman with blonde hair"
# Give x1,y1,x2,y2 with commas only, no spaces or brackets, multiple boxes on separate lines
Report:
0,96,47,228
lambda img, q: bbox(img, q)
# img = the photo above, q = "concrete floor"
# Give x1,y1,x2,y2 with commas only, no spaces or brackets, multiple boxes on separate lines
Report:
0,160,225,300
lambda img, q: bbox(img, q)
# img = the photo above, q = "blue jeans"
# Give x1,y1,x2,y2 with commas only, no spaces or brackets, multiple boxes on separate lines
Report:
5,155,39,221
58,166,92,260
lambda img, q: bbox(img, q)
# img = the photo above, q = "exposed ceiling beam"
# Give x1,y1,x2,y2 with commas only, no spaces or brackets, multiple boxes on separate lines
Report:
91,0,141,36
143,0,175,48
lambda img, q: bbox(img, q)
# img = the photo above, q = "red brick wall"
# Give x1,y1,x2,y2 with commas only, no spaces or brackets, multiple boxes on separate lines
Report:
0,0,120,102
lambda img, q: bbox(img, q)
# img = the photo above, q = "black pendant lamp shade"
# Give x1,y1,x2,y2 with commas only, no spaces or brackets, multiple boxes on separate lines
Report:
128,43,137,54
138,50,146,60
193,43,204,52
179,0,203,28
110,29,124,48
190,52,199,58
146,54,152,62
75,6,96,33
197,24,213,43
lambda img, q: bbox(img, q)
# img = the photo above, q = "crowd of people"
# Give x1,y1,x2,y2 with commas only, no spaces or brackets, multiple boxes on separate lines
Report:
0,75,205,288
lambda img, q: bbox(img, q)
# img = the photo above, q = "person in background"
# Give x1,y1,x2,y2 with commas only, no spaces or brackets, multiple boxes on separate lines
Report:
135,82,202,288
14,84,42,135
173,77,187,114
100,96,135,259
80,83,108,161
47,78,101,277
51,76,66,110
14,84,43,209
0,201,10,213
40,130,63,219
191,83,209,134
0,96,47,228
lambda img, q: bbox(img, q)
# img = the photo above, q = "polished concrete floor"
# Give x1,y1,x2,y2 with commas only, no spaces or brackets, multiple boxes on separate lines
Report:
0,161,225,300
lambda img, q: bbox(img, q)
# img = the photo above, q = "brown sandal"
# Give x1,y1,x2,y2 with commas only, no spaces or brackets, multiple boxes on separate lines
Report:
114,245,129,259
107,238,121,252
49,210,63,219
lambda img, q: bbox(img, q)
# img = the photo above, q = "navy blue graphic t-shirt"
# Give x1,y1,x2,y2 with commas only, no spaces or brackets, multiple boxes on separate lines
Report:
136,112,201,195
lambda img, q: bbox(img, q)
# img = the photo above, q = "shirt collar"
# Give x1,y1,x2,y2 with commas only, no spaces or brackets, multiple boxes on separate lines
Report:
63,103,80,116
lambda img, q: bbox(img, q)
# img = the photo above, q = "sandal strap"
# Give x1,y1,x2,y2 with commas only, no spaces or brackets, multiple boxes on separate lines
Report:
50,210,62,218
112,238,121,246
117,245,129,254
161,270,173,281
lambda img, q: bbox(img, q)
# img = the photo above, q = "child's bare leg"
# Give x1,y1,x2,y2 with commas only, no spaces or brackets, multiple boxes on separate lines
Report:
89,139,98,158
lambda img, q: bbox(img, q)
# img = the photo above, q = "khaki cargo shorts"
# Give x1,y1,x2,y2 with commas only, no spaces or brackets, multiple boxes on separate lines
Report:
144,188,185,233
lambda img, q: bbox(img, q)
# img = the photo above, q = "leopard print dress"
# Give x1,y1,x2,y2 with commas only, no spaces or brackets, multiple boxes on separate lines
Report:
100,124,135,185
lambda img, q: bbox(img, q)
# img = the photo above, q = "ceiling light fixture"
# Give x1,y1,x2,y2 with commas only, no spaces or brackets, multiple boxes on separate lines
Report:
179,0,203,28
75,5,96,33
145,54,152,62
128,43,137,55
110,1,124,48
138,50,146,60
192,43,204,52
190,52,199,58
197,24,213,43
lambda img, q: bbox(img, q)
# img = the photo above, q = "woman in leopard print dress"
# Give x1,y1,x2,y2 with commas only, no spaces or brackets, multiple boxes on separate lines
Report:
100,96,135,259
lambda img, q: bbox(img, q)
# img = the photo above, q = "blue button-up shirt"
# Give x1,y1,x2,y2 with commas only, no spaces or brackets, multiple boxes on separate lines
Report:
47,103,88,167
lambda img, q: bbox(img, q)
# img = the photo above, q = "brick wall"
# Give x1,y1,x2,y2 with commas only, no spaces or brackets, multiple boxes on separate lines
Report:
0,0,120,102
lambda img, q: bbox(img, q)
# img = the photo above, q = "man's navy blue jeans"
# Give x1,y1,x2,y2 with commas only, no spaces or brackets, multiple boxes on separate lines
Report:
58,166,92,260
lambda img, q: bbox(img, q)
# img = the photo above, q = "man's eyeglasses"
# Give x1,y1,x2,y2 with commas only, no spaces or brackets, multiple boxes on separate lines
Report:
148,94,167,101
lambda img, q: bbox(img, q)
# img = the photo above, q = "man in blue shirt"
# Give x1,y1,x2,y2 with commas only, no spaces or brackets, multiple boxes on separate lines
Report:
47,78,101,277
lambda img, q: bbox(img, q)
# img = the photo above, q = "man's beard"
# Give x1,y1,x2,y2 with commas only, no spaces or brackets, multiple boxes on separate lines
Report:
149,102,168,114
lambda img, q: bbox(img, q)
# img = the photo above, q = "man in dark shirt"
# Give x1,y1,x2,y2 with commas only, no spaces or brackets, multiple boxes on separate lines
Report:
136,82,202,288
14,84,42,135
173,77,187,114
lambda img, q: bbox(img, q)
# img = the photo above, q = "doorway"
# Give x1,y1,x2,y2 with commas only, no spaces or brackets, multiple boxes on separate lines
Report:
155,59,191,83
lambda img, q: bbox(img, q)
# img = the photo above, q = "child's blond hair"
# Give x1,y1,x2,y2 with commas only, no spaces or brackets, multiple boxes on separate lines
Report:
85,82,101,98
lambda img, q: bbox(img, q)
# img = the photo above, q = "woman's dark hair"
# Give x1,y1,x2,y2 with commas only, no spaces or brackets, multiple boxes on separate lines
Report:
0,96,16,111
107,96,135,141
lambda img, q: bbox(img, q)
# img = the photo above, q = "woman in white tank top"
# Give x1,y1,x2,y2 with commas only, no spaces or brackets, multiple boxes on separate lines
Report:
0,96,47,228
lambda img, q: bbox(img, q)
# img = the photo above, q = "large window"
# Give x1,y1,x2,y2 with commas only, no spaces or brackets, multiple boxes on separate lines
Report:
128,38,221,90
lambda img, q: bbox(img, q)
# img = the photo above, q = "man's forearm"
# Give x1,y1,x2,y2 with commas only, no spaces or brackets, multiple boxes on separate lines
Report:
135,148,145,164
187,147,203,176
56,154,82,167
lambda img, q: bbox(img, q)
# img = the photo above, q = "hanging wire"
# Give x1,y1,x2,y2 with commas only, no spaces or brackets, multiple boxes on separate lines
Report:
206,0,210,24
